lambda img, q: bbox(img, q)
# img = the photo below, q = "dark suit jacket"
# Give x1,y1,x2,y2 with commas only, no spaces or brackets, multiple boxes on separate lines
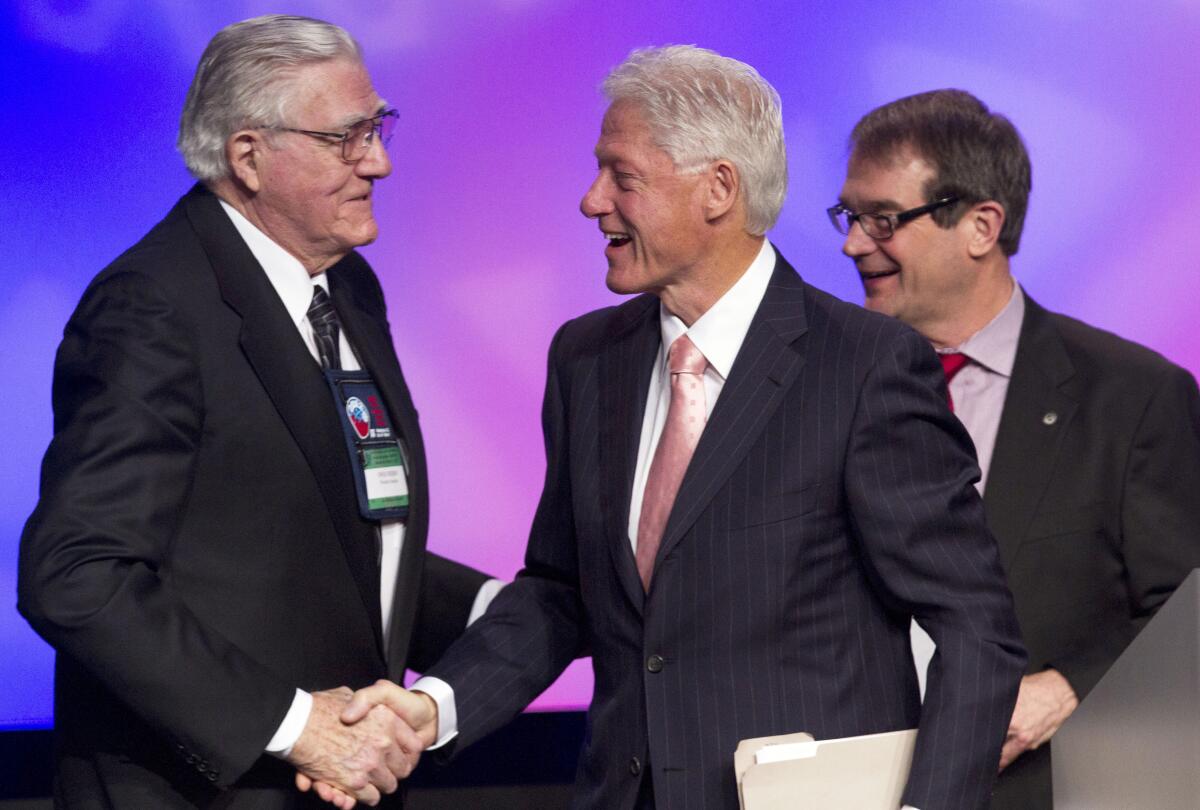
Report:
427,251,1026,810
17,185,487,809
986,293,1200,809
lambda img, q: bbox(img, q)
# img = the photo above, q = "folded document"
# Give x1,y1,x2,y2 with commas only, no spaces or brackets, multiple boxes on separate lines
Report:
735,728,917,809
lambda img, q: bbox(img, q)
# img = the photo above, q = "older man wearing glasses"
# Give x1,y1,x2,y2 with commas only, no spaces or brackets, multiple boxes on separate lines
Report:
833,89,1200,809
17,15,496,809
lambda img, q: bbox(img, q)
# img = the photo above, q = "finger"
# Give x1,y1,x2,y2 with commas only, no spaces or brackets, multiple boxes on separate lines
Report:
314,780,357,809
998,740,1019,772
386,716,426,777
296,772,314,792
383,742,420,781
354,784,382,806
366,753,400,795
342,679,409,724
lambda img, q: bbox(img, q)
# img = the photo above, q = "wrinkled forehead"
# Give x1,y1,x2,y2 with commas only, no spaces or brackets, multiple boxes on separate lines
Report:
600,99,651,136
595,100,681,168
280,58,386,127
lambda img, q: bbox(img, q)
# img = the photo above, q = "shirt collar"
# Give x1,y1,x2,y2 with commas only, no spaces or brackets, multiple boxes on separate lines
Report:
948,282,1025,378
218,199,328,327
658,238,775,379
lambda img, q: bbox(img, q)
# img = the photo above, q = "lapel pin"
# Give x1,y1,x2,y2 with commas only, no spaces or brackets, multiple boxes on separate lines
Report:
1042,411,1058,426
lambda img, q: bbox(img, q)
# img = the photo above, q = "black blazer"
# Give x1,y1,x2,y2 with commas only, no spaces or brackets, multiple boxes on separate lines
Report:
17,185,487,808
986,293,1200,809
427,250,1026,810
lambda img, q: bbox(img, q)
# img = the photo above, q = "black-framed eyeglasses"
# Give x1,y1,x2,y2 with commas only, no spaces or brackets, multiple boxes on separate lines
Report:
827,196,959,241
266,108,398,162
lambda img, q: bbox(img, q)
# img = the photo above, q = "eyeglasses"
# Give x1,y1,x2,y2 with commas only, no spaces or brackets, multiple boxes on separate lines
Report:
266,108,398,162
827,196,959,241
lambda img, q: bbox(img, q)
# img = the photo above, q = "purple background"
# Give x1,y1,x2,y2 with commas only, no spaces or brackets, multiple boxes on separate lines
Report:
3,0,1198,728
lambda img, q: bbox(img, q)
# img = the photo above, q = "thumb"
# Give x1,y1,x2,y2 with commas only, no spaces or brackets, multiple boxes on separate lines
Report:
341,679,414,724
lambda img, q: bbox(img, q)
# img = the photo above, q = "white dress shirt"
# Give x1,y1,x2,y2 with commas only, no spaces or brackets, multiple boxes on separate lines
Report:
626,238,777,548
217,200,501,755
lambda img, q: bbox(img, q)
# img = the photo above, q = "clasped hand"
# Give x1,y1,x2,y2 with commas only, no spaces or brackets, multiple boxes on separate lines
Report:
287,682,438,809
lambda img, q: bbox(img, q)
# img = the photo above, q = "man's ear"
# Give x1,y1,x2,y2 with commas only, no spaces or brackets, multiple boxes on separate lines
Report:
226,130,266,193
963,200,1006,258
703,159,740,222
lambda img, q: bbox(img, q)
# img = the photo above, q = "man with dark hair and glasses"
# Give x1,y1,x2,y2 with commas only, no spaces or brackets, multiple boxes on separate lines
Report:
833,88,1200,809
17,14,498,808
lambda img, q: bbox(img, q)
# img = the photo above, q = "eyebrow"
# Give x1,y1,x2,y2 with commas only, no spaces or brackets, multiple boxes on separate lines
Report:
331,101,389,131
838,195,904,212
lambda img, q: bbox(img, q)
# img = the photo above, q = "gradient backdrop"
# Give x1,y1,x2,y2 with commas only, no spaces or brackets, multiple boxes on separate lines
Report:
2,0,1198,729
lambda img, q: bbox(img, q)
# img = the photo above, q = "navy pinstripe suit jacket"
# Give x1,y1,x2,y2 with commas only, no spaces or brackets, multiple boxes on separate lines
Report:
428,249,1026,810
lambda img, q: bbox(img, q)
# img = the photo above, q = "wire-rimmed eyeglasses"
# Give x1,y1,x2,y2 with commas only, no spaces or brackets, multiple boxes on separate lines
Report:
827,196,959,241
265,108,398,163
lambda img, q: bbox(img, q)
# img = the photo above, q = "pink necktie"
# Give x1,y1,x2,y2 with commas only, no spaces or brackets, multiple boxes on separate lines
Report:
636,334,708,591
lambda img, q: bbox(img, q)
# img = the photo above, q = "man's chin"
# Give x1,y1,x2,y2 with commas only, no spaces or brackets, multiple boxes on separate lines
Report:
605,265,646,296
861,291,896,316
344,221,380,250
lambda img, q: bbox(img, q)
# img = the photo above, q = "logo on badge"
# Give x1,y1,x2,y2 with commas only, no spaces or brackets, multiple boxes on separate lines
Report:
345,396,371,439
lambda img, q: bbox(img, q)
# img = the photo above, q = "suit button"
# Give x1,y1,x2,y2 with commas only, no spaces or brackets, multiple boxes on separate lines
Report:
207,771,219,782
646,654,664,673
629,757,642,776
186,754,197,765
197,762,207,773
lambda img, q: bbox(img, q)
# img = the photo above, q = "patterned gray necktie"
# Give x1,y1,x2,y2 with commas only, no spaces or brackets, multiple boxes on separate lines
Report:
307,286,342,371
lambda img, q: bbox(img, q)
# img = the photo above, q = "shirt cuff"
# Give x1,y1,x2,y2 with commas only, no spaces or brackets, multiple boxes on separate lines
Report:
409,676,458,749
468,578,506,625
265,688,312,757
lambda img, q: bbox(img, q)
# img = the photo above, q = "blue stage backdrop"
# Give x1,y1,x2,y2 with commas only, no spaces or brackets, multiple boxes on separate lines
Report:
2,0,1198,729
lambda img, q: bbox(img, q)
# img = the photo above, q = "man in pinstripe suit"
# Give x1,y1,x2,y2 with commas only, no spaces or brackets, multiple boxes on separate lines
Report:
323,47,1026,810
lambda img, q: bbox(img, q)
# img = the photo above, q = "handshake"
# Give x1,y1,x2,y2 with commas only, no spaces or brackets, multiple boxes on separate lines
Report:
285,681,436,808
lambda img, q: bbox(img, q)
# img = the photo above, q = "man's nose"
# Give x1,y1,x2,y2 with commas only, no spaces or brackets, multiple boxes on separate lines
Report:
357,134,392,179
580,175,610,219
842,219,876,258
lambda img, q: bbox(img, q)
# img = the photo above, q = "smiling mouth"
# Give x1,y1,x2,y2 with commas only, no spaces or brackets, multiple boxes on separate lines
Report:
860,268,899,281
604,231,631,248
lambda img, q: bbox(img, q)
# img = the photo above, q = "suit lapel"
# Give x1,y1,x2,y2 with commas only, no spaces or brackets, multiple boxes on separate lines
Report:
185,187,385,653
598,296,660,615
983,292,1078,571
654,251,809,575
328,264,427,665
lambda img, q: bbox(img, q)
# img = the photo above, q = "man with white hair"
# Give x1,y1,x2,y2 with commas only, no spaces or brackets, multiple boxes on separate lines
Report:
338,46,1025,810
18,14,495,808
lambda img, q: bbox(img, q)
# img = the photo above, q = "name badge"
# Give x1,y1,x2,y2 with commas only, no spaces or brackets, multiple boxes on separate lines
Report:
324,370,410,521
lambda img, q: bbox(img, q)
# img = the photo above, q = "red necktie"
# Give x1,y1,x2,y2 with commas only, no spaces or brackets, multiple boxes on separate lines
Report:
939,352,969,412
636,334,708,591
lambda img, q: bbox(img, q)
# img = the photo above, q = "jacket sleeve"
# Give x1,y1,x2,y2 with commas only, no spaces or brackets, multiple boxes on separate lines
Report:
423,322,588,748
17,271,294,787
843,326,1027,810
406,553,493,673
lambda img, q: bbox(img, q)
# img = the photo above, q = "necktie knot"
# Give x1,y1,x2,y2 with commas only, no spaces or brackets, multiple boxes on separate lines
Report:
668,334,707,376
940,352,969,383
307,286,342,370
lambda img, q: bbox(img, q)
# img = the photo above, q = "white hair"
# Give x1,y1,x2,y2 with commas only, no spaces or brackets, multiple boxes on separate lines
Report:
602,45,787,235
178,14,362,181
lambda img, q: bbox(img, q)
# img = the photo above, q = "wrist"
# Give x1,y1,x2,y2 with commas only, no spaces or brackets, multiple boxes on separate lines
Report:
411,690,439,747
